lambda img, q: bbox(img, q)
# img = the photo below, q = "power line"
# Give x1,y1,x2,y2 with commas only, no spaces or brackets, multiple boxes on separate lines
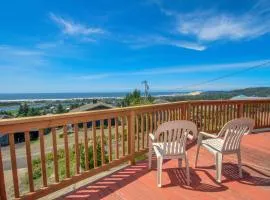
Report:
177,60,270,90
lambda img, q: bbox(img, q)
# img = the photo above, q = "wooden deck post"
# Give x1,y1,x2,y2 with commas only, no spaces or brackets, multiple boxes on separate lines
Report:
187,103,191,121
128,111,136,165
0,142,7,200
238,102,244,118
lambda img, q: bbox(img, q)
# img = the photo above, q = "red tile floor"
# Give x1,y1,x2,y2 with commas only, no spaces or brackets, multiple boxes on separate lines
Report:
59,132,270,200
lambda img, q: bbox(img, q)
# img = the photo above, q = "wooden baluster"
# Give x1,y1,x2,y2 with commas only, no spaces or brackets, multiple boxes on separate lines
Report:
121,117,125,157
158,111,161,125
263,103,266,127
83,123,89,171
243,103,246,118
9,133,19,198
266,103,270,126
215,105,218,132
204,105,207,131
0,142,7,200
25,131,34,192
181,105,185,120
221,103,225,127
204,104,207,131
146,113,149,147
136,115,140,151
100,119,105,165
141,114,144,149
234,103,237,119
51,128,59,182
150,112,153,134
128,111,136,164
192,104,195,123
253,104,258,128
249,103,252,120
74,124,80,174
200,104,203,131
92,121,97,167
108,119,112,162
115,118,119,159
261,103,264,127
216,104,219,130
211,104,214,132
247,103,250,118
208,104,211,132
164,110,167,122
63,125,70,178
229,104,232,121
39,129,47,187
227,104,230,121
154,112,157,130
224,103,227,124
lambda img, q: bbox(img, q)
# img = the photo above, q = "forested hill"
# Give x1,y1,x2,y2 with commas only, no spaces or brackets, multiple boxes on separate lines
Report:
163,87,270,101
204,87,270,97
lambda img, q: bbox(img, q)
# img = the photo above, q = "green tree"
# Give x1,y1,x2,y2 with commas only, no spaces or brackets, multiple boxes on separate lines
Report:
121,89,142,107
27,107,40,116
121,89,154,107
18,103,29,117
56,104,65,114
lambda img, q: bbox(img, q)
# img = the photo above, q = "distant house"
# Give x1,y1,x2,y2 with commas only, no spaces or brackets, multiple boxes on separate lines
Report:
70,102,116,128
153,99,169,104
0,115,11,146
70,102,115,112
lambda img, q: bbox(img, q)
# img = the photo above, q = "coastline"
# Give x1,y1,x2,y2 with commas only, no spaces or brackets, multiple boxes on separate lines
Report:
0,92,191,102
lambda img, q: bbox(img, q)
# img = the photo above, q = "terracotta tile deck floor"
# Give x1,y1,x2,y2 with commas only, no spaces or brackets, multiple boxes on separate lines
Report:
59,132,270,200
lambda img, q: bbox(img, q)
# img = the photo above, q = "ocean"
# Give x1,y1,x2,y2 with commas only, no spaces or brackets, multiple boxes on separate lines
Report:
0,92,186,102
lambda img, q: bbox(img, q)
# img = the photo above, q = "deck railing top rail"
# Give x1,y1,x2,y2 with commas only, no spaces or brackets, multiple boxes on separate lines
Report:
1,99,270,131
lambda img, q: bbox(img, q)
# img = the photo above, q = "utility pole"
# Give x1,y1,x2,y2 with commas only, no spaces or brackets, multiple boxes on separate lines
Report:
141,80,149,99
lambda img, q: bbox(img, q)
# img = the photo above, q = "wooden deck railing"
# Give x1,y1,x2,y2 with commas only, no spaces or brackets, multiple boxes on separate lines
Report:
0,99,270,199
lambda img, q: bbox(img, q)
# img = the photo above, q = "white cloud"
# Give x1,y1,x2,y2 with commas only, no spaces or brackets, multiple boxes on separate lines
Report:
125,35,206,51
153,0,270,44
177,11,270,42
75,59,270,80
49,13,104,36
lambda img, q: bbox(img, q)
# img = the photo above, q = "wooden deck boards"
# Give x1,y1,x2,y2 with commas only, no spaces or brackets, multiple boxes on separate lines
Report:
60,132,270,200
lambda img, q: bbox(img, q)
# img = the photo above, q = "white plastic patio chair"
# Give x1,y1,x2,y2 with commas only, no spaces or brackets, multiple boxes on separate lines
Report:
148,120,198,187
195,118,255,183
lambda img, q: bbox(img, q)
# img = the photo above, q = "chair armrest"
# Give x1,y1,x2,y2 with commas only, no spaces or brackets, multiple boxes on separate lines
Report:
149,133,156,142
199,131,218,138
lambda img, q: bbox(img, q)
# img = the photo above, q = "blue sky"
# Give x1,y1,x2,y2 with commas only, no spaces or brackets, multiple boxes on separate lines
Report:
0,0,270,93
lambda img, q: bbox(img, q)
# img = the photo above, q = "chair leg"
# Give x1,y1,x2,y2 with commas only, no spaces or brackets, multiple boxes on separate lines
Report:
157,157,163,187
178,159,182,168
237,151,243,178
195,144,201,168
148,146,152,170
215,153,223,183
185,153,190,186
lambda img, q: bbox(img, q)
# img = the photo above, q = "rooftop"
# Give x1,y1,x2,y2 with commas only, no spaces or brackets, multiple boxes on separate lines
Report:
70,102,115,112
60,131,270,200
